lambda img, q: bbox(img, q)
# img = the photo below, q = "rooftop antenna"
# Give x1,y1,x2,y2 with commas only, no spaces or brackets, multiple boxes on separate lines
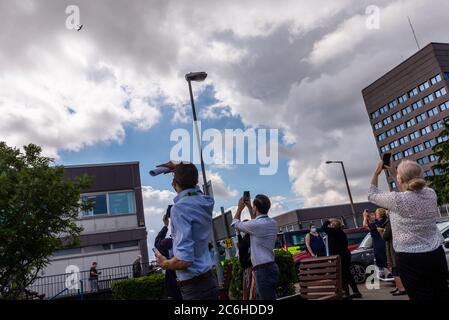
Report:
407,16,420,50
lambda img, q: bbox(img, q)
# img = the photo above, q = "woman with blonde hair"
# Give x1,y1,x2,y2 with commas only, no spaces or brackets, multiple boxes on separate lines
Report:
368,159,448,300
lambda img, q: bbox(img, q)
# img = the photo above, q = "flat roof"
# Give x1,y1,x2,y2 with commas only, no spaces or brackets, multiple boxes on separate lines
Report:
63,161,140,169
362,42,449,94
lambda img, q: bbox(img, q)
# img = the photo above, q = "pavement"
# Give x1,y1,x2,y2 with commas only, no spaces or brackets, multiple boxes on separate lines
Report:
357,280,409,300
294,280,410,300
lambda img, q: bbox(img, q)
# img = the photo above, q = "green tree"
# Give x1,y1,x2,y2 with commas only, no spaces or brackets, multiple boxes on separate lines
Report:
0,142,91,299
427,122,449,205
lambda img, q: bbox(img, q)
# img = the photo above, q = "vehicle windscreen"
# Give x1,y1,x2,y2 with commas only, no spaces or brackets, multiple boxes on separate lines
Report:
358,233,373,248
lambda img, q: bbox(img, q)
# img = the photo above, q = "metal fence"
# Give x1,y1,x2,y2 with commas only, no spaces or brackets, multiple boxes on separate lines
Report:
26,261,158,300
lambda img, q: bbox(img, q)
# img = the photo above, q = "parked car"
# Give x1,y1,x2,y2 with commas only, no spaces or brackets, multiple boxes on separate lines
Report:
350,220,449,284
290,227,369,277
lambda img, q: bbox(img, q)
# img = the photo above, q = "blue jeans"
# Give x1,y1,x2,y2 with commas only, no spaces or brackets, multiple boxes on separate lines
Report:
89,279,98,291
254,262,279,300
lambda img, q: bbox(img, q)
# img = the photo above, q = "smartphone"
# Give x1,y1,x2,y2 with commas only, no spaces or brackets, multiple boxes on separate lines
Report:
382,153,391,167
243,191,250,201
165,204,173,219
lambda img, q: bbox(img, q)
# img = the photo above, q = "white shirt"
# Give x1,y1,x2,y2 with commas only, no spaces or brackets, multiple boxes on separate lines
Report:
231,215,278,267
368,185,443,253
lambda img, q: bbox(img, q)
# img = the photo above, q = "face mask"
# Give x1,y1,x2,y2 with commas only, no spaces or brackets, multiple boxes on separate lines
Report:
311,227,317,233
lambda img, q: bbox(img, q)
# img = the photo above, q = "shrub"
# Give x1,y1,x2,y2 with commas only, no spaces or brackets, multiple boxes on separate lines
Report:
111,273,165,300
225,257,243,300
225,250,297,299
275,249,297,297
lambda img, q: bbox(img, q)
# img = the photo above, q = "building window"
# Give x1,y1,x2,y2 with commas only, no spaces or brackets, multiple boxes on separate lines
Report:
383,116,392,126
81,191,136,217
393,152,403,161
406,118,416,128
421,126,432,135
428,106,439,118
377,133,387,141
430,74,442,85
113,240,139,249
380,145,390,153
389,140,400,149
432,121,443,131
81,194,108,216
395,123,406,133
423,93,434,105
108,192,136,215
417,157,429,165
388,99,398,109
424,170,433,177
392,111,402,121
416,112,427,123
433,168,442,176
402,106,413,116
440,101,449,111
445,72,449,81
386,128,396,137
429,154,439,162
403,148,414,157
436,135,449,144
398,94,408,104
380,105,389,114
419,81,430,92
371,110,380,119
411,100,423,110
424,139,436,149
373,121,383,130
409,130,421,140
435,87,448,99
408,87,419,98
413,144,425,153
399,136,409,145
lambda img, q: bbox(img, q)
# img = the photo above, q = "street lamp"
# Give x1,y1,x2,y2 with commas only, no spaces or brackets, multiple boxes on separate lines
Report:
185,72,209,195
185,71,224,285
325,160,359,228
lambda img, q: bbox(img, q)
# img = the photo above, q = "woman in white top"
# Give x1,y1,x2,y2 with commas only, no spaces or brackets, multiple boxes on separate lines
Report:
368,159,448,300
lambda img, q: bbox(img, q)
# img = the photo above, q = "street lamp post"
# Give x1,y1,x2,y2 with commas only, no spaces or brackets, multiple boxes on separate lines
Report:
325,161,359,228
185,71,224,286
185,72,209,195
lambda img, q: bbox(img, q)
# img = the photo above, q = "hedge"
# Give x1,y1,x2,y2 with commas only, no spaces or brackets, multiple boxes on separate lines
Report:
111,273,165,300
226,249,297,299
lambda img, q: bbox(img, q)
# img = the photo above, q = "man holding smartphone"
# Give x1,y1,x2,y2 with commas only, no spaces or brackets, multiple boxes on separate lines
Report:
231,192,279,300
154,161,218,300
154,205,182,300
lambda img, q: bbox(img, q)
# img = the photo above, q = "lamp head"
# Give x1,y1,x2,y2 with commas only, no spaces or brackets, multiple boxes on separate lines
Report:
185,71,207,82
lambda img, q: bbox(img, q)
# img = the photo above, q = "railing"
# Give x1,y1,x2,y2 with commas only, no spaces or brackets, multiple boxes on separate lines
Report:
26,261,158,300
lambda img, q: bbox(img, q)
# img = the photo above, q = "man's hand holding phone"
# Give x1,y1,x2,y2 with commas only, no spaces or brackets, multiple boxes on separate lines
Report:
153,248,167,269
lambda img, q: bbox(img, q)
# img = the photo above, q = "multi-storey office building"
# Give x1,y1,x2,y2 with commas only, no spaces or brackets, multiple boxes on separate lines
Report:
39,162,149,277
362,43,449,190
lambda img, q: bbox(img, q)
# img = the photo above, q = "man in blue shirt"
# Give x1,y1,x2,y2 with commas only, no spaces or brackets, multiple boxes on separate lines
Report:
155,162,218,300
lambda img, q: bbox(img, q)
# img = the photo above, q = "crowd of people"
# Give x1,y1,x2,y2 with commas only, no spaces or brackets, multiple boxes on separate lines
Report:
152,159,449,301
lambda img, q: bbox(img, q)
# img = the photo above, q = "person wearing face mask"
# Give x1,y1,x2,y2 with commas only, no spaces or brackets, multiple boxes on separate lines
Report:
368,159,449,300
231,194,279,300
322,218,362,299
305,224,326,258
154,161,218,300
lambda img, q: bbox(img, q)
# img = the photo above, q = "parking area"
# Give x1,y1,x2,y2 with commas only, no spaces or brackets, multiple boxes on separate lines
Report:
294,281,409,300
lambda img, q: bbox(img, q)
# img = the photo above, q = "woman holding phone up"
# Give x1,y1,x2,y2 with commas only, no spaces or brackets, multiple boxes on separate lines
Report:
368,159,449,300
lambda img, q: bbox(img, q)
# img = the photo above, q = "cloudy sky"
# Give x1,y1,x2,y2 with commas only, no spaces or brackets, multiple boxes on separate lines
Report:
2,0,449,257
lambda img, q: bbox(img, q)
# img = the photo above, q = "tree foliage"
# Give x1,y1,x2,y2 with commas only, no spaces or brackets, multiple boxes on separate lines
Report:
0,142,91,299
427,123,449,205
